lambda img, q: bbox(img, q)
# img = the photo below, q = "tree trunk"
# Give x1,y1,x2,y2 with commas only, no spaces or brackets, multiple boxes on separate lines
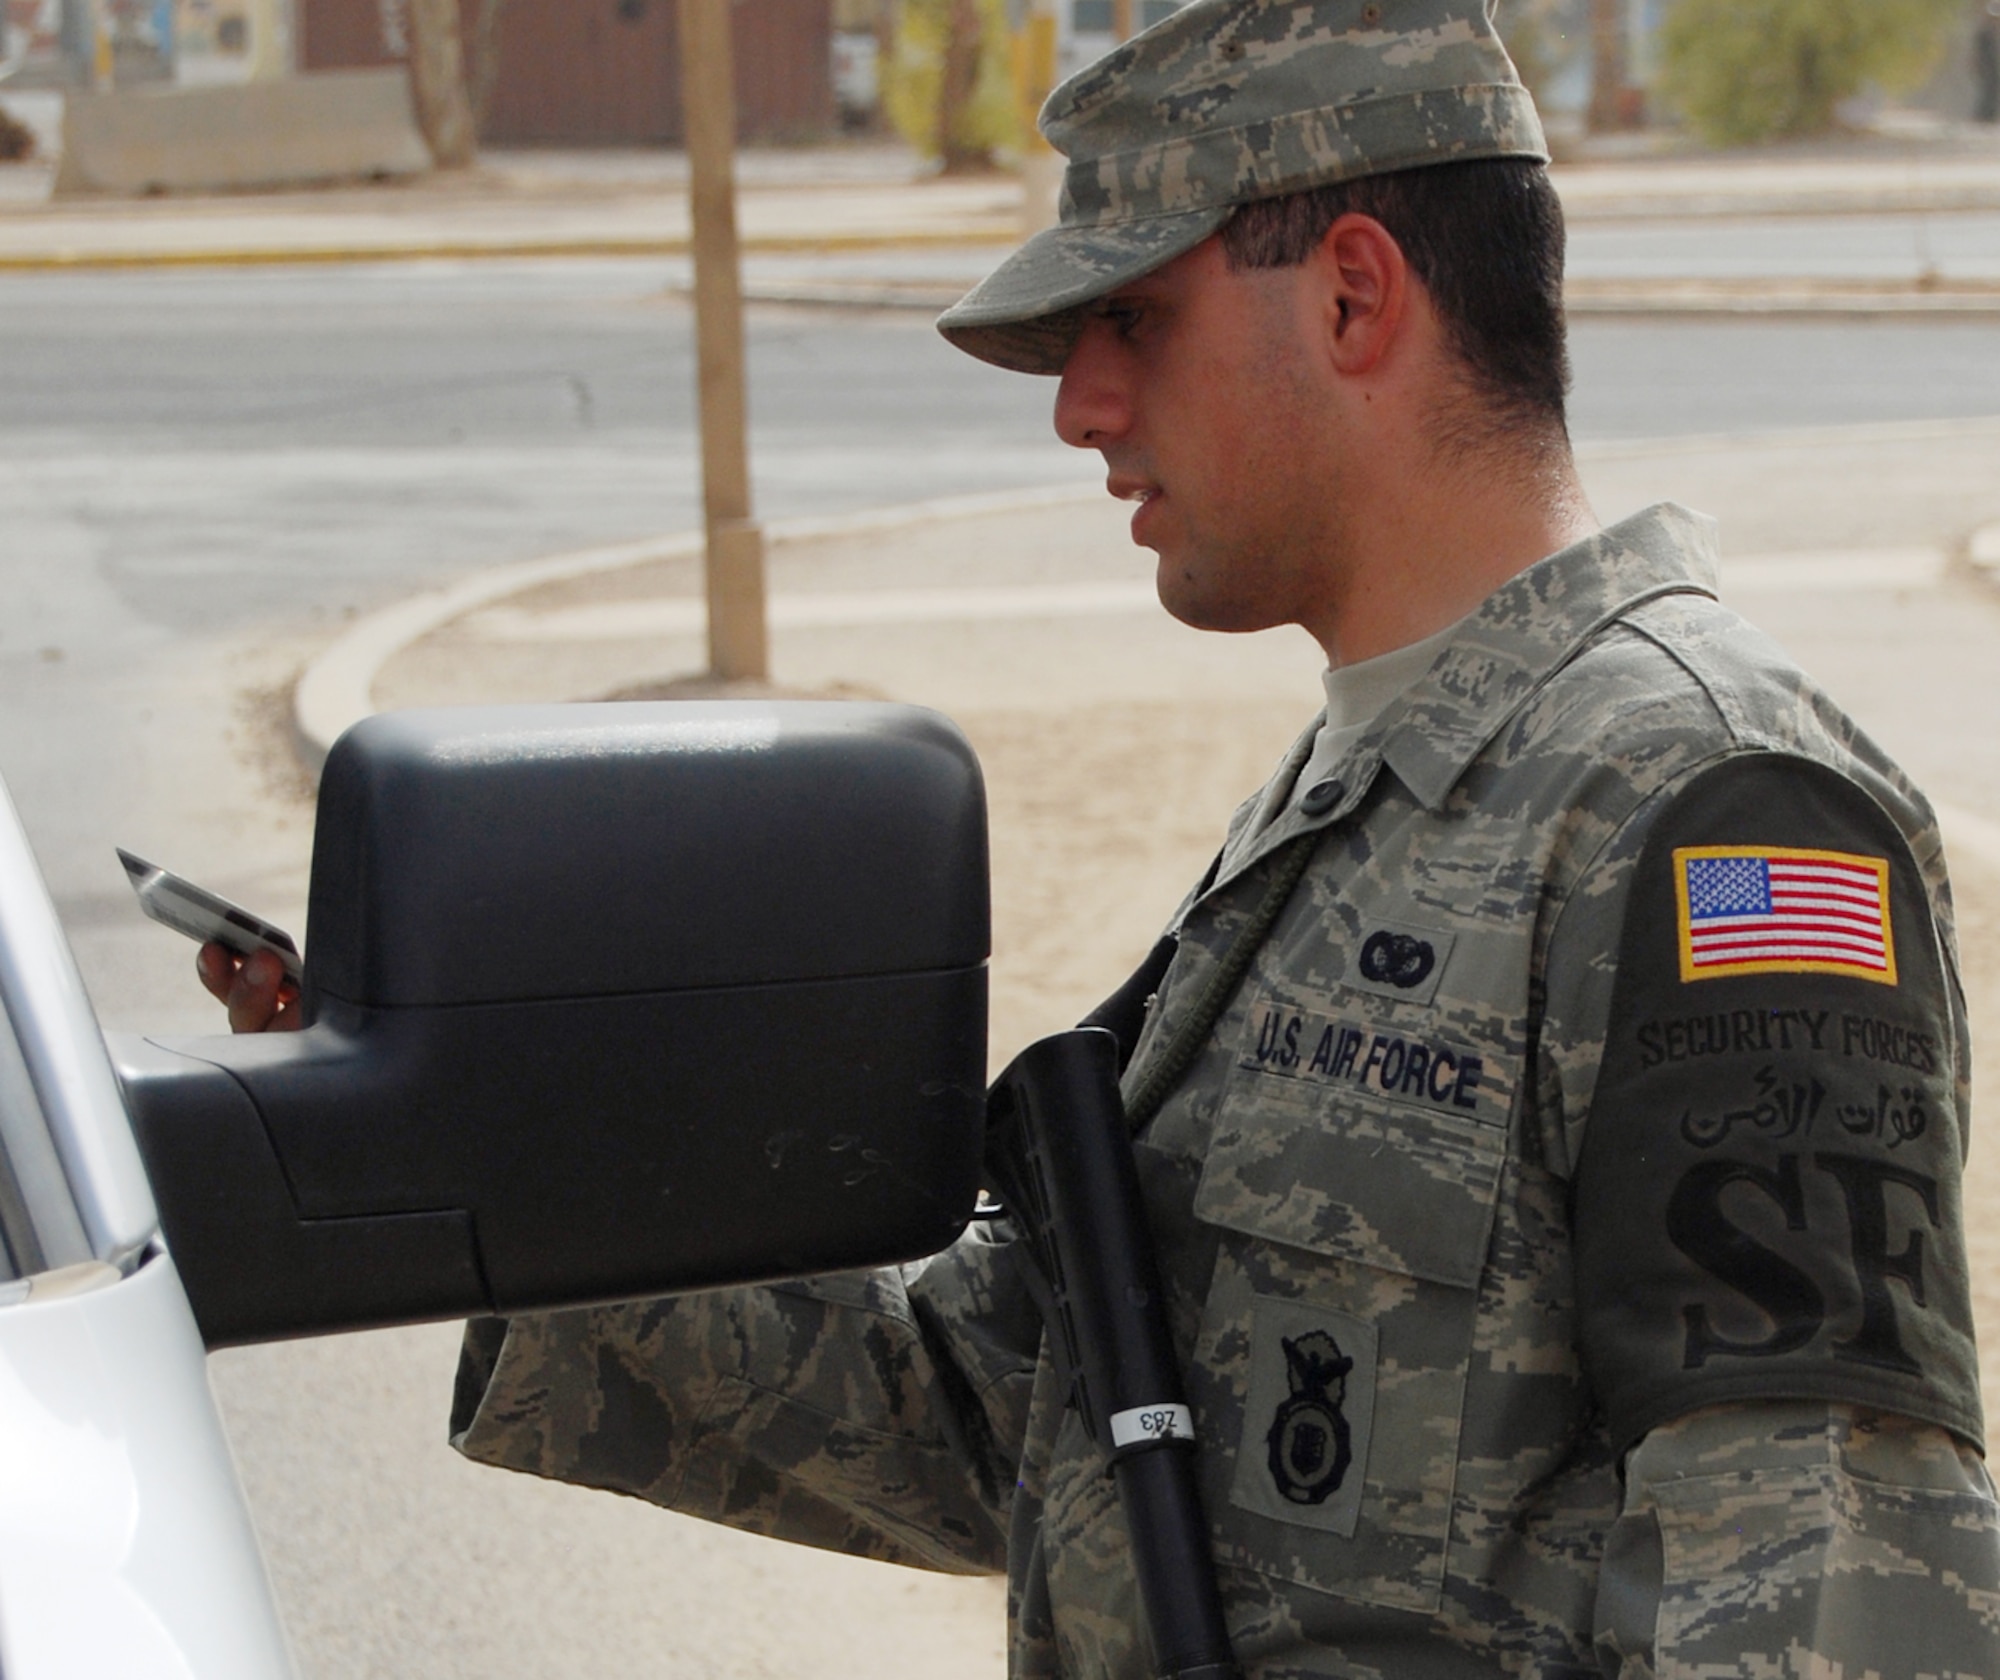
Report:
937,0,989,174
407,0,477,168
871,0,897,135
468,0,511,135
1587,0,1626,133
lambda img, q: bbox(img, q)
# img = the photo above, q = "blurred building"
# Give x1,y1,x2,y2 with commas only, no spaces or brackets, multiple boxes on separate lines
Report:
1,0,292,88
300,0,833,144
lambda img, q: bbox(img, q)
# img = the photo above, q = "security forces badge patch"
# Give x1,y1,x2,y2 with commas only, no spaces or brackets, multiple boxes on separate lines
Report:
1232,1296,1379,1536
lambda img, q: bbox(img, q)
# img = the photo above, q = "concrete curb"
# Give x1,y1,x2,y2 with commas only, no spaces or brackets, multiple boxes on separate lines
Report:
291,532,699,772
290,481,1101,771
11,238,2000,309
1563,280,2000,318
0,225,1016,273
1555,187,2000,222
10,171,2000,274
703,276,2000,318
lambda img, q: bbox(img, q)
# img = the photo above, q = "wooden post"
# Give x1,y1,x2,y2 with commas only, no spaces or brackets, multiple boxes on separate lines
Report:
678,0,769,682
245,0,288,80
1014,7,1062,236
1586,0,1627,133
1111,0,1134,42
407,0,478,166
90,0,114,90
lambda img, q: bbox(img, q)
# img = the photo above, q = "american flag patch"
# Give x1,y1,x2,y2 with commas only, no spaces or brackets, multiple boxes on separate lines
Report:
1674,845,1896,985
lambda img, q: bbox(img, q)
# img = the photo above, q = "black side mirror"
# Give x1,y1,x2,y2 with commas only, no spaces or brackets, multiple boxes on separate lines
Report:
112,702,989,1348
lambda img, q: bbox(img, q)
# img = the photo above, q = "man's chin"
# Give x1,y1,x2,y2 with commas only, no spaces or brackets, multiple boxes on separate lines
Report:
1155,562,1273,636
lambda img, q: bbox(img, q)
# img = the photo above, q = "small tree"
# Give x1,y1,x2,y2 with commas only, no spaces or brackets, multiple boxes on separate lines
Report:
407,0,477,167
882,0,1016,169
468,0,512,136
1658,0,1963,145
937,0,985,170
1587,0,1630,131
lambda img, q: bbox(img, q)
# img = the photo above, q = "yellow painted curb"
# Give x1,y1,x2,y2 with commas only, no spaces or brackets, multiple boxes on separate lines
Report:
0,225,1017,271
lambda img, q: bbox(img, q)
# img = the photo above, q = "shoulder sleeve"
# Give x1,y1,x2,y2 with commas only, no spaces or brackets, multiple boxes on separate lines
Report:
1570,752,1982,1454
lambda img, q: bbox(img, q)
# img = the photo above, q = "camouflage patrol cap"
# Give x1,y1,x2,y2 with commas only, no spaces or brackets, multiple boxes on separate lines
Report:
937,0,1548,374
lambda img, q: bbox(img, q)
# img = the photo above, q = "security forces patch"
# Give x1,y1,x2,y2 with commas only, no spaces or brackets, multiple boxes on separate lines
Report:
1572,753,1983,1455
1231,1296,1377,1538
1346,917,1456,1006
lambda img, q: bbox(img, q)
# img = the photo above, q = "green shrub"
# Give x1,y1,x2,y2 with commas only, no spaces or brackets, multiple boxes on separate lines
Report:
1658,0,1963,145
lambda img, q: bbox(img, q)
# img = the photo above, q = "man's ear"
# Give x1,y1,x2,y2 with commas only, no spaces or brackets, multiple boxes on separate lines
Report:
1313,212,1409,377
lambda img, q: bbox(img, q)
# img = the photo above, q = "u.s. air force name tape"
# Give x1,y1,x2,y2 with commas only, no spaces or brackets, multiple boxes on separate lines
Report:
1110,1403,1195,1449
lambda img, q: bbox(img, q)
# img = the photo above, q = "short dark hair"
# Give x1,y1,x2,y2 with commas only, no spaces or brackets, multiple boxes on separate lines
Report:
1219,158,1570,440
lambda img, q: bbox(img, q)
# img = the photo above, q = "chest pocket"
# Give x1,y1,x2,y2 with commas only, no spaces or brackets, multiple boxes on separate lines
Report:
1187,991,1519,1614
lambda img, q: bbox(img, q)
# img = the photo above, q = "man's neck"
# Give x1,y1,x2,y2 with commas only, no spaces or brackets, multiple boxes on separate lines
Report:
1308,438,1596,667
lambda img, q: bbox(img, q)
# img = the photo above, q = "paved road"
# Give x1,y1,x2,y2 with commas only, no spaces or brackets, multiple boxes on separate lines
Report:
7,260,2000,630
1564,209,2000,281
3,256,2000,1677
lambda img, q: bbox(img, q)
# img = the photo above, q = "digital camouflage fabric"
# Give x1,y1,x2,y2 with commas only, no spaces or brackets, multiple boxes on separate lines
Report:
936,0,1548,374
453,505,2000,1678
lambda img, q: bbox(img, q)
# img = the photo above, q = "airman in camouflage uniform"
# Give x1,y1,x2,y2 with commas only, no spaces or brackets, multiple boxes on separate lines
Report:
451,3,2000,1674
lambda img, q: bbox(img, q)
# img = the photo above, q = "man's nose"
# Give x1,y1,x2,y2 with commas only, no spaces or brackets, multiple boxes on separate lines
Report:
1053,323,1132,450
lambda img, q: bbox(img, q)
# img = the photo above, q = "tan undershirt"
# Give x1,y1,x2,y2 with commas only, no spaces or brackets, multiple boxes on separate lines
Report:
1241,619,1462,849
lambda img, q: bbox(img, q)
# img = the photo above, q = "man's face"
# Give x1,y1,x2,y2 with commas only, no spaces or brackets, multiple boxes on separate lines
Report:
1053,235,1345,636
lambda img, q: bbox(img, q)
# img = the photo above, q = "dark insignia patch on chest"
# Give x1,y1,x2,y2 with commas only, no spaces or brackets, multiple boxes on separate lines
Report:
1344,917,1457,1006
1267,1331,1355,1504
1230,1297,1378,1538
1359,931,1434,990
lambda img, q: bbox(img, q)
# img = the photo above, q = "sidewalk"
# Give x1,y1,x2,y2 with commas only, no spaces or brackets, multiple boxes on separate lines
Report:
309,417,2000,794
4,128,2000,308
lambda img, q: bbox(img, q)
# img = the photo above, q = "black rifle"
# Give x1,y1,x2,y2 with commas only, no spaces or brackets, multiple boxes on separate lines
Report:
984,1026,1240,1680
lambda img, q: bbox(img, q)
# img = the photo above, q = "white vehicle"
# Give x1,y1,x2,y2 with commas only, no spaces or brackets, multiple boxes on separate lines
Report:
0,700,990,1678
0,777,293,1678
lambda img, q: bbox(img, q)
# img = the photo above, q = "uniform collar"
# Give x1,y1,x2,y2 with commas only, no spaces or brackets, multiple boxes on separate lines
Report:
1207,503,1720,896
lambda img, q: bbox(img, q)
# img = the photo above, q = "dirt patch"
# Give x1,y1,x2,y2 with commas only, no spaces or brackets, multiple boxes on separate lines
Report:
0,109,35,163
955,697,1309,1057
235,679,319,809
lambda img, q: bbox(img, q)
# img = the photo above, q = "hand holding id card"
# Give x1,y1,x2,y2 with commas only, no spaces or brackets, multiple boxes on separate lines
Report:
117,849,303,986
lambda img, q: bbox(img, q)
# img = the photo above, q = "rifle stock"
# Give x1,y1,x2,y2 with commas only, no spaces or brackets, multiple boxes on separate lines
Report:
984,1027,1240,1680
